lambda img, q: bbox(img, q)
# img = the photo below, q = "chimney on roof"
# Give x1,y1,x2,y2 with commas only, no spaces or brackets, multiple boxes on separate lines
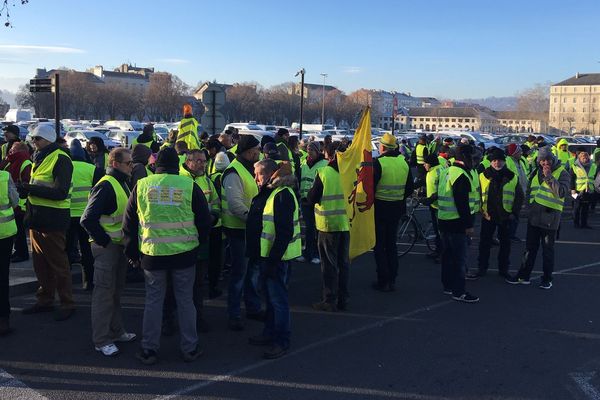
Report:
576,72,580,79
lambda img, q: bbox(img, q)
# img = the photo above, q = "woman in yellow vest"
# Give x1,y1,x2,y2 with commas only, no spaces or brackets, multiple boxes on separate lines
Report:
506,146,570,289
0,167,19,335
570,149,598,229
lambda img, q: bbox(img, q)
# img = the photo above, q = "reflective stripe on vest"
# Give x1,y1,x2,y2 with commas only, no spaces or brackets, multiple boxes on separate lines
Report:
437,166,470,220
70,161,96,217
176,117,200,150
0,171,17,239
180,165,222,227
136,174,199,256
314,166,349,232
468,169,481,214
221,159,258,229
95,175,128,244
16,159,32,211
299,159,327,199
479,171,518,214
529,167,566,211
572,163,597,192
375,155,409,201
415,144,426,165
260,186,302,260
426,164,443,209
28,149,72,209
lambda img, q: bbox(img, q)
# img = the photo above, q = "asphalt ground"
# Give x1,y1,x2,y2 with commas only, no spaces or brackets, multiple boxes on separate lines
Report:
2,206,600,400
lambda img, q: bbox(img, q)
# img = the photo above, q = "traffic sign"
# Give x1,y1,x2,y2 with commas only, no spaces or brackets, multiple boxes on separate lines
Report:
30,78,52,86
30,78,54,93
201,110,226,134
198,83,226,108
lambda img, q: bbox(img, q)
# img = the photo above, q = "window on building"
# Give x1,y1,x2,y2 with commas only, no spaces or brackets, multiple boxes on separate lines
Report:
563,98,567,103
554,98,558,103
573,107,576,112
562,107,565,112
458,118,463,122
583,108,586,112
573,98,577,103
574,87,577,92
594,98,598,103
451,118,456,122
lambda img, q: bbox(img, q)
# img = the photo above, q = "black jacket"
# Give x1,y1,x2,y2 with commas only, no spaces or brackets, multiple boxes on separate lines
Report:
122,167,212,270
24,143,73,232
482,166,524,222
246,175,296,263
80,168,131,247
438,162,474,233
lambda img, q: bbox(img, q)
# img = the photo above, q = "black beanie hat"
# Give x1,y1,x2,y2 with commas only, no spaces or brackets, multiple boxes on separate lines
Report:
455,144,474,161
236,135,260,155
155,147,179,170
487,147,506,162
424,154,439,166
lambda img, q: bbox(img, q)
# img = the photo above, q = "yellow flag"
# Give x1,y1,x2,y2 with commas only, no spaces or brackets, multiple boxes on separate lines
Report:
337,107,375,260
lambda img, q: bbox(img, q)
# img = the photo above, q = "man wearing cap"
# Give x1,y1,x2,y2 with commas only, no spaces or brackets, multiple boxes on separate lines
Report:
222,135,263,331
372,133,413,291
506,146,570,289
275,128,294,168
176,104,201,151
0,125,22,162
437,144,479,303
81,148,136,357
297,141,327,264
505,143,529,242
123,147,211,365
263,142,281,161
19,124,75,320
570,148,598,229
410,135,429,181
472,148,523,279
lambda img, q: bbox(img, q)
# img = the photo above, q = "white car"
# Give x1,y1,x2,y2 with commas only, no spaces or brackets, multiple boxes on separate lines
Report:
107,130,141,148
65,130,121,150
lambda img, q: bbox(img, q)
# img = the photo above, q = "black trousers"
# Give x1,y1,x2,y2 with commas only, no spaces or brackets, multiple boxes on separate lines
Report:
429,207,441,255
573,197,590,227
0,236,15,318
517,224,556,283
208,227,223,291
478,217,511,275
12,211,28,259
373,207,401,286
66,217,94,286
317,231,350,305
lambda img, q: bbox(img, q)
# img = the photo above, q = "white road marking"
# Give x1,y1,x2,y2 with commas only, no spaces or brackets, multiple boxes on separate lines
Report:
539,329,600,340
0,368,49,400
556,241,600,246
555,261,600,275
571,372,600,400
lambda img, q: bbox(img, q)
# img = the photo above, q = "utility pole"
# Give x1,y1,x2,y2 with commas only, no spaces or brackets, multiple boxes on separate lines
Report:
320,73,327,126
295,68,305,140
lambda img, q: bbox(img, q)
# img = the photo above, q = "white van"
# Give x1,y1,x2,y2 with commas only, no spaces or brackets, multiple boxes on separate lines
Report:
105,120,144,132
4,109,33,123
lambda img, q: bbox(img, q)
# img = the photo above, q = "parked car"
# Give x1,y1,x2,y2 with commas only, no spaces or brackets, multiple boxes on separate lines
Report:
105,120,144,132
65,130,121,150
106,130,141,148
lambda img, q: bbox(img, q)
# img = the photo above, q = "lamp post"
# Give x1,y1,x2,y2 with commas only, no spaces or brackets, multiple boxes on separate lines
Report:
295,68,305,140
320,73,328,126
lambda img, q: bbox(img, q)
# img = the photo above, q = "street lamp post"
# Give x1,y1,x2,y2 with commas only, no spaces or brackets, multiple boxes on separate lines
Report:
320,73,328,126
295,68,306,140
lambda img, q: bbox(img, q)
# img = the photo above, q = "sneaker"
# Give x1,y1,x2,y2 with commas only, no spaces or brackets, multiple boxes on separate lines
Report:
312,301,337,312
452,292,479,303
95,343,120,357
263,344,289,359
136,348,158,365
246,311,266,322
208,288,223,299
491,238,500,246
539,281,553,290
114,332,137,343
295,256,307,263
310,257,321,264
505,276,531,285
465,272,480,281
510,236,522,243
248,335,273,346
22,304,54,315
228,318,244,331
443,288,453,295
182,346,203,362
53,308,75,321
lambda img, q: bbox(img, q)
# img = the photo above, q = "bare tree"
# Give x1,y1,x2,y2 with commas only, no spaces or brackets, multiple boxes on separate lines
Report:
566,116,575,135
1,0,28,28
591,118,597,135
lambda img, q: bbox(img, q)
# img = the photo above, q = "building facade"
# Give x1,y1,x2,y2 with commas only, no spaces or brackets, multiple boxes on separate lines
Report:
550,73,600,135
493,111,548,133
394,107,499,132
290,83,338,104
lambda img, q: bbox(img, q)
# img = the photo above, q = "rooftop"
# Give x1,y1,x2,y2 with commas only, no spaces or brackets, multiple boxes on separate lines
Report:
553,73,600,86
407,107,482,118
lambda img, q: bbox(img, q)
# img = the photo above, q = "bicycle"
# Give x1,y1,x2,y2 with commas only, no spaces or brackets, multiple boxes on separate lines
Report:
397,195,437,257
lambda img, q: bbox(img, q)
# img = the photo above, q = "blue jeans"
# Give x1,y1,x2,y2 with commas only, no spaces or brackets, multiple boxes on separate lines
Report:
260,260,291,349
226,232,261,319
440,231,468,296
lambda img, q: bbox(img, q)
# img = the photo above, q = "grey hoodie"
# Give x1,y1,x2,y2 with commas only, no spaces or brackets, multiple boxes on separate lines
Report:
527,152,571,231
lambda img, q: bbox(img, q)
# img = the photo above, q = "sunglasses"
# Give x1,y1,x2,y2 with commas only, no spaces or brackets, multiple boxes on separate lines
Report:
31,136,43,142
119,160,133,166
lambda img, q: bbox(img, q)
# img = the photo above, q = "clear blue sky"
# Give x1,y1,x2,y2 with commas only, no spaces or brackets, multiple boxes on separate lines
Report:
1,0,599,99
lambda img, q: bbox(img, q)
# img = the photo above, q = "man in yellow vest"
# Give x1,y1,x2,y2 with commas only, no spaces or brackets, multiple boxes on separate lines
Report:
246,160,299,359
81,148,136,357
222,135,263,331
275,128,294,164
437,144,479,303
506,146,570,289
0,165,19,335
297,141,327,264
410,134,429,181
552,138,574,168
505,143,529,242
570,148,598,229
372,133,413,292
123,147,211,365
18,124,75,320
422,154,445,262
473,148,524,280
308,142,351,312
176,104,201,151
66,139,103,290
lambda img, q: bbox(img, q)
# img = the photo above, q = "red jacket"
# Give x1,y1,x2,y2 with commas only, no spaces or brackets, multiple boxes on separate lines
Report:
4,150,31,184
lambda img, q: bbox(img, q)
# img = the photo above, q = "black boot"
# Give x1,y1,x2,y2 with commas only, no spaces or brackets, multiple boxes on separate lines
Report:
82,264,95,291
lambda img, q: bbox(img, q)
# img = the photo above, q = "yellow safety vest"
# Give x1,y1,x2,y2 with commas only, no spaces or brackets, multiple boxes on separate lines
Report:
70,161,96,218
260,186,302,260
29,149,73,209
572,163,597,192
375,155,409,201
479,171,518,213
15,159,32,211
95,175,129,244
437,166,471,220
177,117,201,150
136,173,199,256
314,166,349,232
179,165,221,228
426,164,443,209
221,159,258,229
529,167,566,211
469,169,481,214
299,159,327,199
415,144,426,165
0,170,17,239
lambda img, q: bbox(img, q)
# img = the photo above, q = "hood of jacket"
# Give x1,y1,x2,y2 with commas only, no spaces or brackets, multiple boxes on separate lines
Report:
132,144,152,165
267,161,296,189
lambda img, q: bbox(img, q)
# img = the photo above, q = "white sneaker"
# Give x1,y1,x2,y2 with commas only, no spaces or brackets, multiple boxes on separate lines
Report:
310,257,320,264
115,332,137,342
295,256,307,262
95,343,120,356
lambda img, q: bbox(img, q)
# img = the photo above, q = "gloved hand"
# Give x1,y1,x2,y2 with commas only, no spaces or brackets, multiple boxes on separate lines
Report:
16,182,30,198
264,259,279,279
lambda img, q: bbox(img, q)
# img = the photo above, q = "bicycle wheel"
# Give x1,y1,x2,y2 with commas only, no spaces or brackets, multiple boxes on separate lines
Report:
397,215,418,257
423,223,437,252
